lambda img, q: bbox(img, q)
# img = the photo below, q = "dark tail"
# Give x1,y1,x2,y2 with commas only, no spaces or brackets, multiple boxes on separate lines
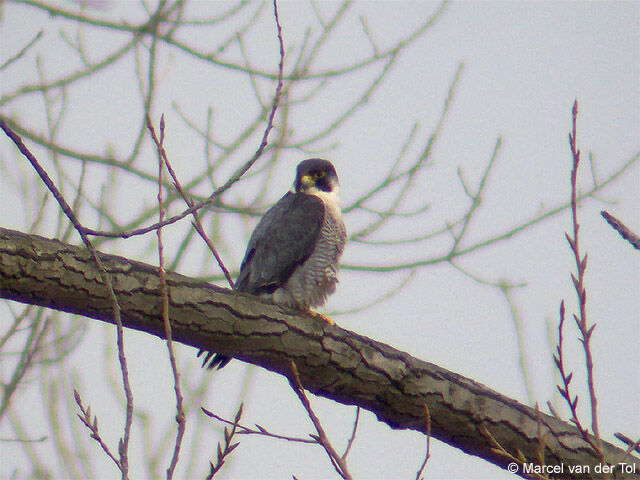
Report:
198,272,248,370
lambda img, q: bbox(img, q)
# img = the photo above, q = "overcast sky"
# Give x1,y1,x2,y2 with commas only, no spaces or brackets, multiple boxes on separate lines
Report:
1,1,638,479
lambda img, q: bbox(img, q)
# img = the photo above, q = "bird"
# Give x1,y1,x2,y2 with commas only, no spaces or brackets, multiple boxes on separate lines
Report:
199,158,347,369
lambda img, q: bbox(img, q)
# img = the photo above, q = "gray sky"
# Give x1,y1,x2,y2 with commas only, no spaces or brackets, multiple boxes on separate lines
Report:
1,1,638,478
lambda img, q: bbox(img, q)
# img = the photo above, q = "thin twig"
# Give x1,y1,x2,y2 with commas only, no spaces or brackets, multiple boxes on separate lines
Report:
146,115,235,288
567,99,602,459
553,301,597,451
205,404,243,479
0,312,50,421
341,406,360,462
0,30,43,71
601,210,640,250
342,149,639,271
288,361,352,480
415,404,432,480
613,434,640,478
450,136,501,255
201,407,316,444
546,400,561,420
615,432,640,456
153,115,186,480
0,119,133,480
479,423,551,480
500,282,534,405
73,389,122,470
534,403,548,467
78,0,286,241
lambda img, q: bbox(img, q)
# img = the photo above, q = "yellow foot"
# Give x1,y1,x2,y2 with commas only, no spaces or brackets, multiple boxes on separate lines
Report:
306,309,335,325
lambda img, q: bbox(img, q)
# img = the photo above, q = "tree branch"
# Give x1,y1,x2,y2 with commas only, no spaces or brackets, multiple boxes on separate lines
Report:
1,227,638,479
601,210,640,251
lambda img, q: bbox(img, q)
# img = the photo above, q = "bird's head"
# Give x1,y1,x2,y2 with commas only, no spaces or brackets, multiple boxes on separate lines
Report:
293,158,340,196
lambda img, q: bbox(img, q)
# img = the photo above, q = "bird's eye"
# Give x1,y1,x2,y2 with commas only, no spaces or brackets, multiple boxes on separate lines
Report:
316,171,325,178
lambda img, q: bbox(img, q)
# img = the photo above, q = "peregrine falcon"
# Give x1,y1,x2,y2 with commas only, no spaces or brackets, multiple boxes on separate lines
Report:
199,158,347,369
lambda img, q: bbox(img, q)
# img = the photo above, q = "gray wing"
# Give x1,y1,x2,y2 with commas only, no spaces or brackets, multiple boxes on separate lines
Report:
236,192,325,294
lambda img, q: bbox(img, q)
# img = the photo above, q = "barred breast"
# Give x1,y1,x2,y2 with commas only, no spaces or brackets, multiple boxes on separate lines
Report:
276,194,346,309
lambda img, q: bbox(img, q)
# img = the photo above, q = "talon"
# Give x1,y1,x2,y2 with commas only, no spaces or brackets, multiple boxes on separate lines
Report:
307,309,335,325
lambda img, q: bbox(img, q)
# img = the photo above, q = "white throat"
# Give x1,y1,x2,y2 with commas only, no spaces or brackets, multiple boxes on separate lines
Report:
291,185,342,214
310,186,342,217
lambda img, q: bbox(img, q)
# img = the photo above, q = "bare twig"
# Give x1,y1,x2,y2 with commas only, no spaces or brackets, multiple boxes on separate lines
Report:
73,389,122,471
346,63,465,237
615,432,640,457
479,423,551,480
77,0,286,241
552,101,605,464
146,115,235,288
499,281,534,405
0,311,50,421
153,115,186,480
0,30,43,71
553,301,597,451
415,404,432,480
341,407,360,462
566,99,602,459
613,433,640,478
342,149,639,271
288,361,352,480
0,119,133,480
601,210,640,251
450,136,501,255
546,400,561,420
0,435,48,443
201,407,316,444
534,403,549,467
205,404,243,479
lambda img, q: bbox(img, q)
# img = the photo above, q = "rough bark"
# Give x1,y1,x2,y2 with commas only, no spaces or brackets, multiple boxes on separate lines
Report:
1,227,637,479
